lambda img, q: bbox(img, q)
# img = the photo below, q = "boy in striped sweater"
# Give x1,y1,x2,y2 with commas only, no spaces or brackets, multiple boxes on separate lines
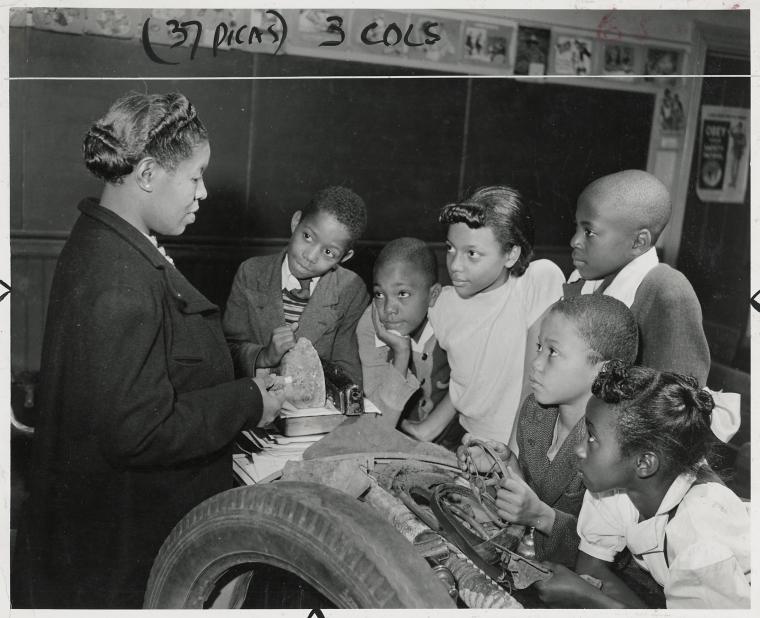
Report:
223,186,369,385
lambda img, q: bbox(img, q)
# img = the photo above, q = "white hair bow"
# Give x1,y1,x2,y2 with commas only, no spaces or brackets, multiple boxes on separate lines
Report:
705,387,741,444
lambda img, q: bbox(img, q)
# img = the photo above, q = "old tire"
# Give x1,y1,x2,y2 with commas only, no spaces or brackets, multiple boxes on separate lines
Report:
144,481,455,609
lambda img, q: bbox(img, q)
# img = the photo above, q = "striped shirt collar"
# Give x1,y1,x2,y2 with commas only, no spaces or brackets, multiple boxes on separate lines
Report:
281,255,319,295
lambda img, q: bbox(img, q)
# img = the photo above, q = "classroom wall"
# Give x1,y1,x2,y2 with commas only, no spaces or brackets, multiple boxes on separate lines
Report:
9,11,750,378
678,53,751,370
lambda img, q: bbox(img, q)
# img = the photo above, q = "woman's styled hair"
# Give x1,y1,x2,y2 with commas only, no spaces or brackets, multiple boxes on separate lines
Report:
83,92,208,184
548,295,639,365
439,185,534,277
592,360,715,476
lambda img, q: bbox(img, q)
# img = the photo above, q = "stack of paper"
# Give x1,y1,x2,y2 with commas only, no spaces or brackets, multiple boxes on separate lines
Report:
234,427,323,484
232,399,382,484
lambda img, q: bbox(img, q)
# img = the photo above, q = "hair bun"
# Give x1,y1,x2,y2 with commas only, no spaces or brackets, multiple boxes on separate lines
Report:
82,124,134,183
686,384,715,422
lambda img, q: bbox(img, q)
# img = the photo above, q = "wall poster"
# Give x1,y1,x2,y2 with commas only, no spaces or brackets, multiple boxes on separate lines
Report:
696,105,749,203
552,34,593,75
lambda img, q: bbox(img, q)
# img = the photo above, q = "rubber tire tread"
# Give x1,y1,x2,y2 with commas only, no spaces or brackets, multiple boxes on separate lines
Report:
144,481,455,608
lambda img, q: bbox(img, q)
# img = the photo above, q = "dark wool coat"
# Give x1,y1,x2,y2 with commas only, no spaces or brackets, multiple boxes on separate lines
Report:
14,199,263,608
628,264,710,386
223,251,369,385
516,394,587,567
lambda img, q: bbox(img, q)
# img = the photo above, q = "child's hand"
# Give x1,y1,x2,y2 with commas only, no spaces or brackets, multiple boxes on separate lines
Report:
371,304,411,355
258,324,297,367
456,432,510,475
495,468,553,531
533,562,593,607
400,419,423,441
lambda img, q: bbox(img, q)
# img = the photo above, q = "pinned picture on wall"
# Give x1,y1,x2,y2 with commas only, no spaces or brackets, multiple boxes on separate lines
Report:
408,15,460,64
602,43,637,78
659,88,686,133
461,20,514,67
552,34,593,75
349,10,410,56
145,8,191,47
31,7,86,34
190,9,250,50
696,105,749,203
514,26,551,75
644,47,683,85
297,9,338,34
84,8,141,38
290,9,350,48
9,6,28,27
254,9,287,55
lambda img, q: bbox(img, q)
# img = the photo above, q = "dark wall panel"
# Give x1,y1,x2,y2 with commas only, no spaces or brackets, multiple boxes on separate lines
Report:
248,75,467,240
14,80,104,231
11,78,255,236
678,55,751,367
465,80,654,247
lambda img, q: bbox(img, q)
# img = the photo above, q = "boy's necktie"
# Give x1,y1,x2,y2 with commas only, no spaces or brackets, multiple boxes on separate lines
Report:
562,279,584,298
288,279,311,300
562,274,616,298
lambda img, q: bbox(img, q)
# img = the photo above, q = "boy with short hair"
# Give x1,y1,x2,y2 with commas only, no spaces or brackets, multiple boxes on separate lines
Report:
356,237,460,446
458,294,639,566
223,186,369,384
565,169,710,385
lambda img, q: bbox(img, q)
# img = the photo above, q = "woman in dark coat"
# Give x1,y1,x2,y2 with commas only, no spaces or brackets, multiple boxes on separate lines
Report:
13,92,284,608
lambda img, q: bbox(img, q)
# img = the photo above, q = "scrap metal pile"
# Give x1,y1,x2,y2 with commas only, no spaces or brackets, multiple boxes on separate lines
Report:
280,446,552,609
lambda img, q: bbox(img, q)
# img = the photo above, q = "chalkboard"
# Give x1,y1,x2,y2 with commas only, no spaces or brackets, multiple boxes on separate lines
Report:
464,80,654,246
246,55,655,245
247,57,468,241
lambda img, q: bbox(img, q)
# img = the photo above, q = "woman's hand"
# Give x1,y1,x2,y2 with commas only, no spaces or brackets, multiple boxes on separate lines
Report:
495,468,555,533
258,324,297,368
456,432,511,475
533,562,594,607
252,375,286,427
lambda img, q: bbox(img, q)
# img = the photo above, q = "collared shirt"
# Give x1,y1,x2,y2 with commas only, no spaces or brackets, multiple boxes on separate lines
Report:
374,318,435,354
567,246,659,308
577,472,751,608
281,256,319,295
145,234,175,267
357,307,449,423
